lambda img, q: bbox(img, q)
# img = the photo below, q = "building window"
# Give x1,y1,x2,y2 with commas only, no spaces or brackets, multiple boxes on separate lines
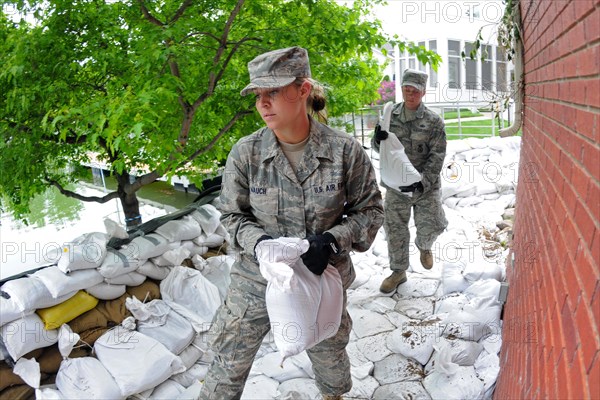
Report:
429,40,438,88
482,44,493,91
448,40,461,89
496,47,508,92
465,42,478,90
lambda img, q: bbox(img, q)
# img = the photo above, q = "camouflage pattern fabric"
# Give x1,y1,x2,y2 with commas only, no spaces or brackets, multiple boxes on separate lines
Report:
373,102,448,271
384,188,447,271
199,115,384,398
199,288,353,398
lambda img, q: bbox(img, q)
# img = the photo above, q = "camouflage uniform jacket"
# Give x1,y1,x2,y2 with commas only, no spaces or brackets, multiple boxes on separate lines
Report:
373,102,447,192
220,116,384,295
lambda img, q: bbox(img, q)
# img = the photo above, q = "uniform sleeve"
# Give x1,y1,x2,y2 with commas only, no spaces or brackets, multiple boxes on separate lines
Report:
326,141,384,253
421,122,447,192
219,144,268,257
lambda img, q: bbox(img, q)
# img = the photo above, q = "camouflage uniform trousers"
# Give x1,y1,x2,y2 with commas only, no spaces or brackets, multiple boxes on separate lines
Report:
384,187,448,272
198,283,353,399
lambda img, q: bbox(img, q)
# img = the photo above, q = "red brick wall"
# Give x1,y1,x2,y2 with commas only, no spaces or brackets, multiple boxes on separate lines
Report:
495,1,599,399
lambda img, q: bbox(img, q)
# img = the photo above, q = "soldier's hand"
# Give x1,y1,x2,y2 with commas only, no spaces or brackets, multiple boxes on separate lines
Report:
374,125,389,144
301,233,339,275
254,234,272,260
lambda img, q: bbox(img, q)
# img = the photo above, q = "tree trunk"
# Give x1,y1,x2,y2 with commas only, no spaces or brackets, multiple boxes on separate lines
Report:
115,172,142,229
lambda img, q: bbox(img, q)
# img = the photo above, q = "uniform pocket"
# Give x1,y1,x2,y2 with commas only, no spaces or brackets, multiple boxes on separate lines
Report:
250,188,279,228
207,289,248,356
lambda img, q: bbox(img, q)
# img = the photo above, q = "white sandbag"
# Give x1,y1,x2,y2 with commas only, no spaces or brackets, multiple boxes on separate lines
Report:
456,196,484,207
240,374,279,400
94,327,185,397
180,240,209,257
0,295,33,326
58,232,109,273
154,215,202,242
385,315,443,365
176,333,205,369
256,238,343,362
434,337,484,366
1,313,59,360
189,204,221,235
104,271,146,286
372,381,432,400
170,363,209,389
13,357,41,389
192,232,226,248
151,247,191,267
56,357,123,400
446,139,472,154
137,260,172,281
85,282,127,300
434,292,468,314
276,378,321,400
441,261,470,295
442,295,501,342
202,255,234,301
149,379,185,399
380,133,422,191
423,363,484,400
462,262,503,282
98,248,142,279
474,350,501,394
175,381,203,400
33,267,104,299
128,233,172,259
159,266,221,332
1,276,77,311
372,353,424,384
348,307,395,339
35,387,64,399
125,297,195,355
250,351,313,382
463,279,501,300
104,218,129,239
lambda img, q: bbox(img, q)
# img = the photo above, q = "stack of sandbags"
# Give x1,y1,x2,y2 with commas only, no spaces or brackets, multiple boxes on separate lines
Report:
442,136,520,211
0,203,234,399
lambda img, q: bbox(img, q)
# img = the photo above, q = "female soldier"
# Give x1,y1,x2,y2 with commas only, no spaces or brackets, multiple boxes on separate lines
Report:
199,46,384,400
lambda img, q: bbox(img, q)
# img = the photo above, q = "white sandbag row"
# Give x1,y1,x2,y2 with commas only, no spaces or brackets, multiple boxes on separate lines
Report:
0,203,235,399
442,136,520,210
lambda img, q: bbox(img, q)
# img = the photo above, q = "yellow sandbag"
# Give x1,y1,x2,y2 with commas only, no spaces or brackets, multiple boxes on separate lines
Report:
36,291,99,330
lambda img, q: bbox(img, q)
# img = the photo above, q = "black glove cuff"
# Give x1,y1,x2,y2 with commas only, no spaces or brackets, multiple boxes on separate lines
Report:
323,232,341,255
254,234,273,259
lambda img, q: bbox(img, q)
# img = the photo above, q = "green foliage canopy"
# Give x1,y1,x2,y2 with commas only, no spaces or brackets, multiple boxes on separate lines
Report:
0,0,439,225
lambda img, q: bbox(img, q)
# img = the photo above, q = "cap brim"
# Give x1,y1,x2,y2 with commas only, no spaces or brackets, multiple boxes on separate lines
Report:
402,82,425,91
240,76,297,96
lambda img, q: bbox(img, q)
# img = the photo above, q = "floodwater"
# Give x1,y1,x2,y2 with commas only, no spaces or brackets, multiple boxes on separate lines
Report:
0,176,197,280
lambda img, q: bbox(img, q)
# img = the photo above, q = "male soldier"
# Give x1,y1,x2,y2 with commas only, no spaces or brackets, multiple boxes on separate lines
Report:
372,68,448,293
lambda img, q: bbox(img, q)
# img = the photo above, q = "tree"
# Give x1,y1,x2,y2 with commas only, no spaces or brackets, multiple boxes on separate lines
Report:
1,0,439,228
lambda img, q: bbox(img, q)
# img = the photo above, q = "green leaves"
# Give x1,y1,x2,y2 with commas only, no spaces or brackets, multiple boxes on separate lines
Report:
0,0,435,221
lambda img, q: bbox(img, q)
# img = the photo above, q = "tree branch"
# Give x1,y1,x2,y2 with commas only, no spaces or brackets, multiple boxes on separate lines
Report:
179,108,254,167
48,179,120,203
138,0,165,26
207,0,246,95
170,0,195,24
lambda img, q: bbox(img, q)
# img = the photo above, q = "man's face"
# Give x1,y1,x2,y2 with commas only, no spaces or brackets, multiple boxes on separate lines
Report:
401,85,425,110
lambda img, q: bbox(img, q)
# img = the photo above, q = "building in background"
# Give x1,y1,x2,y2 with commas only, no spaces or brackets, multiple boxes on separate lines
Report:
372,0,513,105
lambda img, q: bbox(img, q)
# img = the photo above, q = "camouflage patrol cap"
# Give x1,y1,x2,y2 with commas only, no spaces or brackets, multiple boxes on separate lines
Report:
402,68,428,91
240,46,311,96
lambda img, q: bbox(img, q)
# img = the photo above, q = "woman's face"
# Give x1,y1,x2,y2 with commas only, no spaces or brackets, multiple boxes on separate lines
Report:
254,82,309,132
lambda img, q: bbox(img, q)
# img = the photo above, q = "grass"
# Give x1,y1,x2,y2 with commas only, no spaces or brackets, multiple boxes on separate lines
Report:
445,118,522,140
442,108,483,120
